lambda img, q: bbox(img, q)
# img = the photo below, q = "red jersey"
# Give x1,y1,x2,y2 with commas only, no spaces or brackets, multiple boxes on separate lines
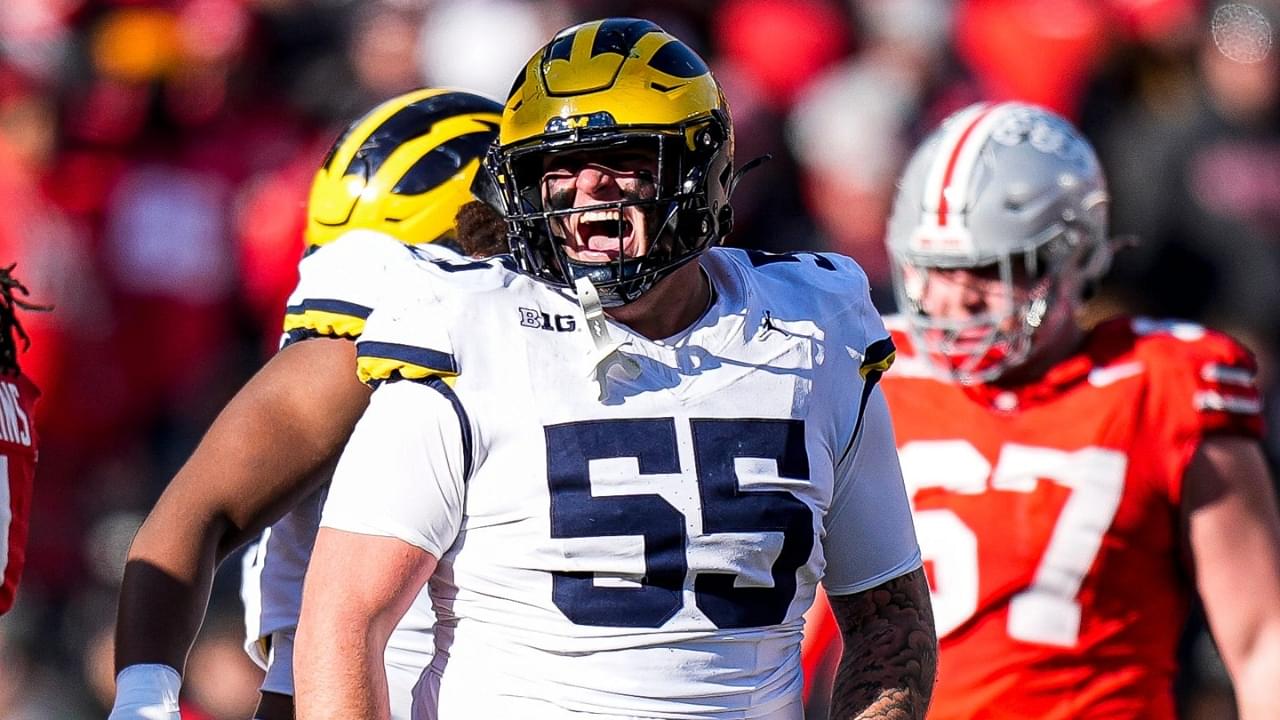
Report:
804,316,1263,719
0,372,39,615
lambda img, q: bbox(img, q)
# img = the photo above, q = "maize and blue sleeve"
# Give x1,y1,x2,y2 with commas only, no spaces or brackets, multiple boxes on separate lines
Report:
319,377,468,558
822,386,921,595
821,271,919,595
280,230,422,347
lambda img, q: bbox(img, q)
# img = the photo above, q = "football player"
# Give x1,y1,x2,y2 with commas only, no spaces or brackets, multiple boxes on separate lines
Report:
295,18,936,720
806,102,1280,719
110,88,503,720
0,265,45,617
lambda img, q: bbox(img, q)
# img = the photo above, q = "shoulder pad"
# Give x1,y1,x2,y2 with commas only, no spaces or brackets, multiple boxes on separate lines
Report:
1129,317,1263,437
282,231,422,344
354,291,458,387
716,248,874,314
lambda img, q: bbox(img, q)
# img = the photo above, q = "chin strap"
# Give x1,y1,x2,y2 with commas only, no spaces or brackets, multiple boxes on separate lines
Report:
575,276,641,399
728,154,772,198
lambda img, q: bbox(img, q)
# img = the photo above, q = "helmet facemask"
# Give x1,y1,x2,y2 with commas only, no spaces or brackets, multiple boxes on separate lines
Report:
893,226,1102,384
491,114,731,307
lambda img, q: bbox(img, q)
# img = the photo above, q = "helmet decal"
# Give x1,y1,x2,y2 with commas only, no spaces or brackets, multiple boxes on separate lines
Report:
647,40,710,78
305,88,502,248
923,102,997,230
341,93,501,181
391,130,498,195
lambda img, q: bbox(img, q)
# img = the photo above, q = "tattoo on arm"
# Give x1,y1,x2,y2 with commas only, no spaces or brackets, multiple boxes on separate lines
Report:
828,568,938,720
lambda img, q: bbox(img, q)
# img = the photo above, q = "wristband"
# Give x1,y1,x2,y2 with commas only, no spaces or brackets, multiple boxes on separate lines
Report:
108,663,182,720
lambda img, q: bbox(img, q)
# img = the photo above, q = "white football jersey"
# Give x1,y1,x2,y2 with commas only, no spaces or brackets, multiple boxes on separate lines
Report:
322,247,921,719
240,230,501,712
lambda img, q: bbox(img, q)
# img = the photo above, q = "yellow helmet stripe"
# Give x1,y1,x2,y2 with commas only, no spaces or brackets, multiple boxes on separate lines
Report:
323,88,449,180
335,94,500,181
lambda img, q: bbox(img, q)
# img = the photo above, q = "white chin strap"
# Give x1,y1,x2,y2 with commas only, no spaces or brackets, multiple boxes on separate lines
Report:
575,276,641,399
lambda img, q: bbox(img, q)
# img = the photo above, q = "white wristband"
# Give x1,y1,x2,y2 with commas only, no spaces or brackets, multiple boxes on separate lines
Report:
108,663,182,720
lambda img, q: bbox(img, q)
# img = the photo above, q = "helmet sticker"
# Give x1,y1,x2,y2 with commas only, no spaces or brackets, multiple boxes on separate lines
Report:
988,107,1092,170
908,225,974,255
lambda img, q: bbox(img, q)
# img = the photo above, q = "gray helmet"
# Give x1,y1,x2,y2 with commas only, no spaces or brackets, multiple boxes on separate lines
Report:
885,101,1111,383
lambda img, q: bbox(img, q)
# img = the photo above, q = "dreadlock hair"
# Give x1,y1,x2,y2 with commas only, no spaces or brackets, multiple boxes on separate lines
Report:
0,264,50,375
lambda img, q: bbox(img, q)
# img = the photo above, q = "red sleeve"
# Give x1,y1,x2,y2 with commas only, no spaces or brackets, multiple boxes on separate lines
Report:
1140,326,1264,505
1,373,39,615
1190,336,1264,439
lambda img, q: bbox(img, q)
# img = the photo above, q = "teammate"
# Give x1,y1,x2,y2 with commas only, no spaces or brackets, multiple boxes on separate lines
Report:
806,102,1280,719
0,265,45,616
295,18,936,720
109,88,503,720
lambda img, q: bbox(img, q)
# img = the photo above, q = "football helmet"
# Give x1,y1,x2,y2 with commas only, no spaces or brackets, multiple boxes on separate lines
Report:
488,18,734,306
305,88,501,248
886,101,1111,383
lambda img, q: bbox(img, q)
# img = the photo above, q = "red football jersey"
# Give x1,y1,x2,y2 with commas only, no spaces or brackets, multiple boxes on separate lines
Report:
0,372,39,615
804,316,1263,719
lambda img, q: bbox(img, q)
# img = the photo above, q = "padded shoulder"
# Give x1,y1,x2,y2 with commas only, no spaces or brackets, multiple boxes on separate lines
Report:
352,252,517,387
282,231,458,344
1128,317,1263,438
355,289,458,387
712,247,889,357
715,247,871,301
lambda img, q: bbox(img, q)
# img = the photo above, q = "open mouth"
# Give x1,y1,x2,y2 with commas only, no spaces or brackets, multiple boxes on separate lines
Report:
571,208,636,262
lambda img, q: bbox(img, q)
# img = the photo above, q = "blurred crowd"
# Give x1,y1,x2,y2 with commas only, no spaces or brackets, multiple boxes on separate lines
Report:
0,0,1275,717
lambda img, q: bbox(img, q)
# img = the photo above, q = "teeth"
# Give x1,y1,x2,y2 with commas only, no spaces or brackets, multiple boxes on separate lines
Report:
579,209,622,223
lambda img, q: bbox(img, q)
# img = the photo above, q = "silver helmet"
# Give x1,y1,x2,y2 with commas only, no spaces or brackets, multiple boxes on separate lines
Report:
885,101,1112,383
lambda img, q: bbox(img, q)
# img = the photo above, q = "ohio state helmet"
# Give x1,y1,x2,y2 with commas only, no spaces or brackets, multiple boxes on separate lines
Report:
885,101,1112,383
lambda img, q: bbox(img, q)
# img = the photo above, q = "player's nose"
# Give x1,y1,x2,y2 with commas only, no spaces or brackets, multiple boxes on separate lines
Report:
576,166,620,197
922,270,986,319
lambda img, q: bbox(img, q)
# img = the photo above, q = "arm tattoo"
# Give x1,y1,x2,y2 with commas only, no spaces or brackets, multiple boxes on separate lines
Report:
828,568,938,720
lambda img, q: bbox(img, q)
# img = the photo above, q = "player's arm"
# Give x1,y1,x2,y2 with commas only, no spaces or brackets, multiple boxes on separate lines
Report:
828,568,936,719
823,384,937,719
294,368,468,719
1183,436,1280,720
295,531,435,720
113,339,369,685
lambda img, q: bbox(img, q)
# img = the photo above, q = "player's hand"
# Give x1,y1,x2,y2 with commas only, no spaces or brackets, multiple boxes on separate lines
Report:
107,664,182,720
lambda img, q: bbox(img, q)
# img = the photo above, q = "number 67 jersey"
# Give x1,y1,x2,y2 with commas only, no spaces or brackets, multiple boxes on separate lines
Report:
881,315,1264,720
320,247,921,719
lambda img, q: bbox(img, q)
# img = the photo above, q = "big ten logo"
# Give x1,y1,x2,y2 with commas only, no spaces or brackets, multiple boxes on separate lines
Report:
519,307,577,332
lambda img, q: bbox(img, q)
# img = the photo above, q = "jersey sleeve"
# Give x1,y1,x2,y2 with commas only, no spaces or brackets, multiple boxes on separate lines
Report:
1136,320,1265,503
1185,333,1264,439
320,288,471,556
820,256,918,595
319,378,469,558
822,387,922,595
280,230,418,347
354,290,459,387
